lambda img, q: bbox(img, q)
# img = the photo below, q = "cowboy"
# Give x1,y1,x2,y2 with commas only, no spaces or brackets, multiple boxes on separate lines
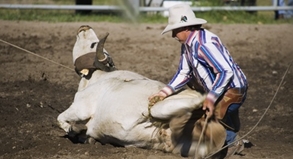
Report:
149,4,248,157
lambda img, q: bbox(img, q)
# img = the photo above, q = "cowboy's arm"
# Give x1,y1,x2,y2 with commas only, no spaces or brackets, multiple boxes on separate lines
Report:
199,42,234,116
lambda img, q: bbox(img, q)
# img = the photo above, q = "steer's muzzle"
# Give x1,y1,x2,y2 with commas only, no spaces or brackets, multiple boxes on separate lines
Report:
77,25,92,34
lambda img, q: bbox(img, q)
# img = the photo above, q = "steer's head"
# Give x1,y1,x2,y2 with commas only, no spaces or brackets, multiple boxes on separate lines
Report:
73,25,116,79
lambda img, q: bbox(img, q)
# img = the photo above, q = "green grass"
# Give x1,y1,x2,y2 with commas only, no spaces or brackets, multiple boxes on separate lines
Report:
0,0,292,24
0,9,127,23
1,9,291,24
195,10,292,24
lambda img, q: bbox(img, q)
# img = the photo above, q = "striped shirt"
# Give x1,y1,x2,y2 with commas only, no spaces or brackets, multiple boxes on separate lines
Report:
161,29,247,103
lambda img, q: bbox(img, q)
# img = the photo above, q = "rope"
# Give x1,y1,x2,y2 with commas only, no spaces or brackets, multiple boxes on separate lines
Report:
204,61,293,159
147,96,164,118
0,39,74,71
194,116,209,159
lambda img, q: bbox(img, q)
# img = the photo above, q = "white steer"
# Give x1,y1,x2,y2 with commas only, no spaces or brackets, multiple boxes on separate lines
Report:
57,25,226,159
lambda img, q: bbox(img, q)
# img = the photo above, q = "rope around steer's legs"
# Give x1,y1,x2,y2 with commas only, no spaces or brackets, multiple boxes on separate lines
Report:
147,96,164,118
149,95,210,159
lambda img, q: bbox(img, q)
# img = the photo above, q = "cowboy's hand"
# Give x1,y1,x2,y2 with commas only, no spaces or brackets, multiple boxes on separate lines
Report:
202,98,215,118
148,91,167,106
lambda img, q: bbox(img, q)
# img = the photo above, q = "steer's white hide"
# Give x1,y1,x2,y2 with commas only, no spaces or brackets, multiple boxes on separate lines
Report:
58,68,205,148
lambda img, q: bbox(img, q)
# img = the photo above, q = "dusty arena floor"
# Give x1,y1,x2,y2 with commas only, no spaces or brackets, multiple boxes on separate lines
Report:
0,20,293,159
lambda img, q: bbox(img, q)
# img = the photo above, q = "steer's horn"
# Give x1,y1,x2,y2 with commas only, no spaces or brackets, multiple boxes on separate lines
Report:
96,32,109,63
94,32,115,72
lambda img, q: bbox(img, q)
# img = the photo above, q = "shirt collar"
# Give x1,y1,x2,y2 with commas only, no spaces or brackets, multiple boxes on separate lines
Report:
185,30,198,47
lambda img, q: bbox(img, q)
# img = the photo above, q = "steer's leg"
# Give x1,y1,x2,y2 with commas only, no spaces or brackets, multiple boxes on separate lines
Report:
57,108,77,133
57,102,92,134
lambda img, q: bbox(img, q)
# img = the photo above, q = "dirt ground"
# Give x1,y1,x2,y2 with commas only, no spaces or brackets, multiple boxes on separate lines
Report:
0,20,293,159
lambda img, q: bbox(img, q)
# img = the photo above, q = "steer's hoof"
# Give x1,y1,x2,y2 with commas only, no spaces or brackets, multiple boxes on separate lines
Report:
68,129,78,138
85,136,96,145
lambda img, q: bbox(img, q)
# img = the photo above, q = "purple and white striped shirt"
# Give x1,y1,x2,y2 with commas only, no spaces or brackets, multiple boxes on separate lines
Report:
162,29,247,103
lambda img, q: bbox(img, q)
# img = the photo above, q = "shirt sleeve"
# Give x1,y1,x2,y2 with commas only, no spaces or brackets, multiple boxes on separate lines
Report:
165,49,192,94
199,42,234,103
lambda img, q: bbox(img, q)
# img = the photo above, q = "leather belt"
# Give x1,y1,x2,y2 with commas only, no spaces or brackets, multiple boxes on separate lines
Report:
228,87,247,94
215,86,247,121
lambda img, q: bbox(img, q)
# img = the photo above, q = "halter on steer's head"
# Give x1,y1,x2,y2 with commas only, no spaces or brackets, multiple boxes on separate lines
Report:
74,25,116,79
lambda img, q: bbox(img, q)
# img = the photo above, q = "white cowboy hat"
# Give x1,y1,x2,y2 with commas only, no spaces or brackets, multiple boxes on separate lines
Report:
162,3,207,35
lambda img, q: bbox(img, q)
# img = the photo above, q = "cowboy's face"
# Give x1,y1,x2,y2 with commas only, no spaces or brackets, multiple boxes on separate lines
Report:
172,27,188,44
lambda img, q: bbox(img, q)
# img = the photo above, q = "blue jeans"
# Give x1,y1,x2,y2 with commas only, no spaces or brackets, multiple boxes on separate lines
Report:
224,94,247,144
